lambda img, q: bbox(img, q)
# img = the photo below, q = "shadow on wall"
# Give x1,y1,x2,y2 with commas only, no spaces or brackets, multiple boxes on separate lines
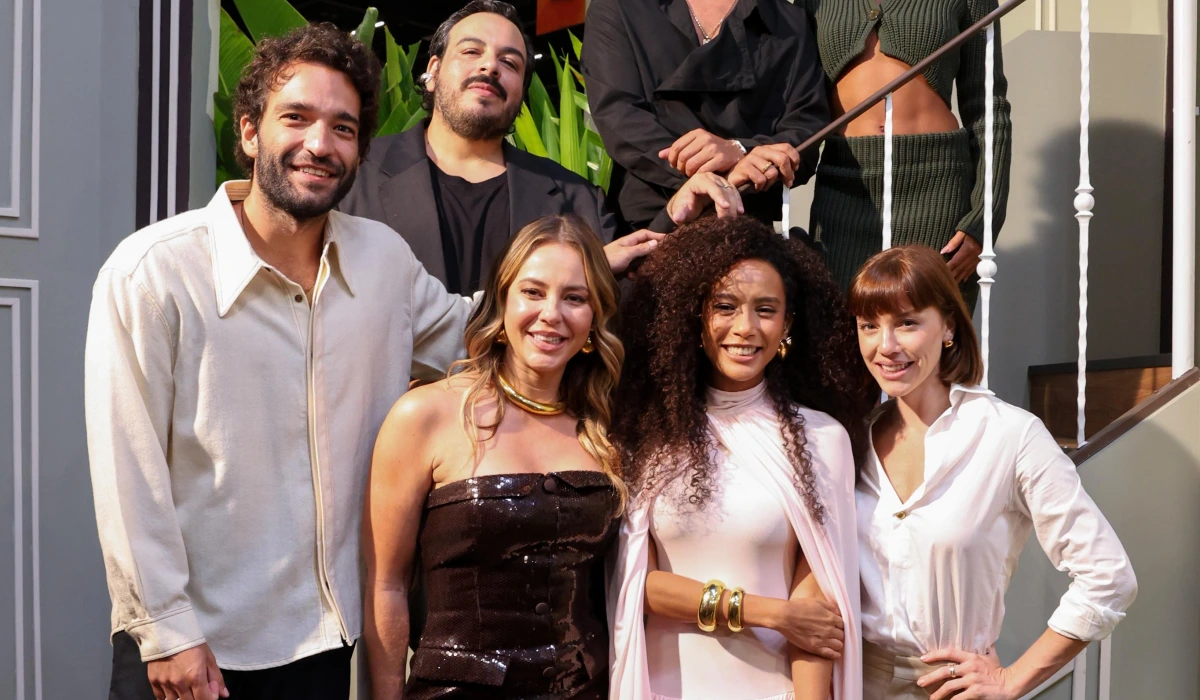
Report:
984,117,1164,407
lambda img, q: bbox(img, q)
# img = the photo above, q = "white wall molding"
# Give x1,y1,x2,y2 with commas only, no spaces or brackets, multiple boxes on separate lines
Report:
0,279,40,700
0,0,25,218
0,0,40,239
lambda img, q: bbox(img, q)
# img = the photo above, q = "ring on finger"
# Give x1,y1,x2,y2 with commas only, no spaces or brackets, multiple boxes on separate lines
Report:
760,162,775,174
948,663,957,679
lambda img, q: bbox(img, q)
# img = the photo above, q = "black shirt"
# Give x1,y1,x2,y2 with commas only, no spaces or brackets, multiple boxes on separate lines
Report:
582,0,829,230
429,162,510,294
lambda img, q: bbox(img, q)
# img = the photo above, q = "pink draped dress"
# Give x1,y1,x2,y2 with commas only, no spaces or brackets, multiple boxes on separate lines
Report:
608,382,863,700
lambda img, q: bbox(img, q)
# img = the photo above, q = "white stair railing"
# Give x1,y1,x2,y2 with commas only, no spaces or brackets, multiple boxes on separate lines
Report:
1075,0,1093,447
882,93,894,251
977,23,998,388
1172,0,1197,378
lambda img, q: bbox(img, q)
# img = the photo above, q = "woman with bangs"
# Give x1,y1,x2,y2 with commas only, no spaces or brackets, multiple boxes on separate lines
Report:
847,246,1137,699
362,214,626,699
608,215,874,700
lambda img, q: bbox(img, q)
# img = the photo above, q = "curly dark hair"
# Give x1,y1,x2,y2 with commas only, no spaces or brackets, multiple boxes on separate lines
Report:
232,22,381,176
419,0,536,113
612,216,873,520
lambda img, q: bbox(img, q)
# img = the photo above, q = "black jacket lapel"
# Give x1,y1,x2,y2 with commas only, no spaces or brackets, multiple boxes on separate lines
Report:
505,144,563,234
377,124,447,284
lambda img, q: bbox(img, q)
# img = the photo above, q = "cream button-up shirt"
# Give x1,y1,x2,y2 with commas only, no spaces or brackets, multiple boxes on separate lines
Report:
857,385,1138,657
85,181,471,670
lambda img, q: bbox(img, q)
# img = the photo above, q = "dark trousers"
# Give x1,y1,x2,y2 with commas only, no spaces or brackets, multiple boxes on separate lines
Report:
109,632,354,700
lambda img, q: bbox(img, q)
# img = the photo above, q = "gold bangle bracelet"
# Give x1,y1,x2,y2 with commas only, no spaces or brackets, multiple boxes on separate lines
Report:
696,580,726,632
726,587,746,633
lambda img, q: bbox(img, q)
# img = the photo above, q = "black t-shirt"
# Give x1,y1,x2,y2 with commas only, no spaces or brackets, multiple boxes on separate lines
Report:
429,162,510,294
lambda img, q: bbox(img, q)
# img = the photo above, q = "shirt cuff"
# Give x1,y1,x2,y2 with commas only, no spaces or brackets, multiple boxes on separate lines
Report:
123,606,207,661
1047,588,1127,642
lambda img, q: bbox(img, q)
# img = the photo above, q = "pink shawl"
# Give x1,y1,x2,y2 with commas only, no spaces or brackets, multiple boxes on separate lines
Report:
607,385,863,699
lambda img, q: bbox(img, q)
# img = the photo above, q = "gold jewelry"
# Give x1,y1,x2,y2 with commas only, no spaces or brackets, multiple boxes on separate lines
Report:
760,162,774,174
496,373,564,416
726,587,746,633
777,336,792,360
697,580,726,632
948,663,958,679
580,333,595,354
944,339,954,348
497,328,508,345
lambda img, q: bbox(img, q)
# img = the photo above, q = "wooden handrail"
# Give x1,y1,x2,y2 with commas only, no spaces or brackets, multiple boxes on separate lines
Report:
795,0,1028,155
1071,367,1200,465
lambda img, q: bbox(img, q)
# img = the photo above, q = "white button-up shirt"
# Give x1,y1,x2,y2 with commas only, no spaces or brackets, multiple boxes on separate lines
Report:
857,385,1137,656
85,181,471,669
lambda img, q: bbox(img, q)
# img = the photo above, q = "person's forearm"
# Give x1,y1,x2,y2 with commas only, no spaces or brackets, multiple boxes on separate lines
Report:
364,587,412,700
644,570,785,631
1005,629,1088,697
790,645,832,700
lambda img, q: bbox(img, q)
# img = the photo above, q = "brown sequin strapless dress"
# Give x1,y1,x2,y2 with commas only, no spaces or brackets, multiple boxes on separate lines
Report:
404,470,619,700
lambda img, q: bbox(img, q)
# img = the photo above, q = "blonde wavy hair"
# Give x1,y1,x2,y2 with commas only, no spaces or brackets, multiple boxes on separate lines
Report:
450,214,627,512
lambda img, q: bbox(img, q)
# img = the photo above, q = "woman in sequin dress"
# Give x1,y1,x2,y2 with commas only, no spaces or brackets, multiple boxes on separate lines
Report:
362,215,626,699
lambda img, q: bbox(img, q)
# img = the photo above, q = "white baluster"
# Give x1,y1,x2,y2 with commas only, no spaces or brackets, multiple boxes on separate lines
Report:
882,93,894,250
1075,0,1093,447
977,23,997,388
1172,0,1197,377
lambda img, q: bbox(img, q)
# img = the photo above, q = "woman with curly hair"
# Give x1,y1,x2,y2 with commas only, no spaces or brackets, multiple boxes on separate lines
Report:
363,215,626,699
608,216,872,700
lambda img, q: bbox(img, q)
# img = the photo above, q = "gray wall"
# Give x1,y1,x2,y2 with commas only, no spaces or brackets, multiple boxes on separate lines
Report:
1000,381,1200,699
0,0,143,696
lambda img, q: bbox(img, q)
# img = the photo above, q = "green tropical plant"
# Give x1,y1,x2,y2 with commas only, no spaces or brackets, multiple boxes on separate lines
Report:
215,3,611,193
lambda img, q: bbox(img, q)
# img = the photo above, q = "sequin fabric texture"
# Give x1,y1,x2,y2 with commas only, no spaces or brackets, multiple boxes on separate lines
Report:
404,470,619,699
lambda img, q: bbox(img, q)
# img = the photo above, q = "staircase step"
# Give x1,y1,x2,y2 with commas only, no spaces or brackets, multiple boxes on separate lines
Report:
1028,354,1171,442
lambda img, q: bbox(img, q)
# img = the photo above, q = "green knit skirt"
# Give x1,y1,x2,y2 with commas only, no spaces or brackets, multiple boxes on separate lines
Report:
810,128,979,310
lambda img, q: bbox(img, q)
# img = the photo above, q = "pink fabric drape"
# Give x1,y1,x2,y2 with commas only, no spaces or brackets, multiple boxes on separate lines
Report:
608,389,863,699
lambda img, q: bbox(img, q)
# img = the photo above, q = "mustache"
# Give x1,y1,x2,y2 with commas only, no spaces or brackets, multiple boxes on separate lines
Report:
283,149,345,177
461,75,507,101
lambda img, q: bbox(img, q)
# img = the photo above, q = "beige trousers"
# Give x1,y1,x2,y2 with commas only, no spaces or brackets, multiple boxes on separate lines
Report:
862,642,949,699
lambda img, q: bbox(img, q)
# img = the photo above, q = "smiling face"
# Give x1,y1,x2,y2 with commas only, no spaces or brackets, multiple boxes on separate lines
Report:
502,243,595,379
701,259,791,392
427,12,527,141
856,304,954,397
240,62,362,220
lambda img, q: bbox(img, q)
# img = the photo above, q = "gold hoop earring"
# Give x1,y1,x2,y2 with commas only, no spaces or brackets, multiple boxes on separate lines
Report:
497,329,508,345
580,333,595,354
778,336,792,360
943,339,954,348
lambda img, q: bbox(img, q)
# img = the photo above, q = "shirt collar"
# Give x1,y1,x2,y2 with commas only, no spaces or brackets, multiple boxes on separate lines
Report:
207,181,357,317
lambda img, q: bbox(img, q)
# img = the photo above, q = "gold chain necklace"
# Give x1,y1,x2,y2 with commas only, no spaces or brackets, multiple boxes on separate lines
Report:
496,373,565,416
685,0,737,44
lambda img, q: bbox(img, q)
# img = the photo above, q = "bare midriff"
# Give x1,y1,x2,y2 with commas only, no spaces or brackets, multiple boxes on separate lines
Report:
831,30,960,137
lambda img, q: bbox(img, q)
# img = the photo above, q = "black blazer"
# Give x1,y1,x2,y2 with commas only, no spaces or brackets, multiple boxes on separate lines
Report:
582,0,829,229
339,124,617,288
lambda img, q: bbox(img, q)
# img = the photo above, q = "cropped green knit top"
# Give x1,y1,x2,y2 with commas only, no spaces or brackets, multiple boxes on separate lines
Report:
801,0,1012,243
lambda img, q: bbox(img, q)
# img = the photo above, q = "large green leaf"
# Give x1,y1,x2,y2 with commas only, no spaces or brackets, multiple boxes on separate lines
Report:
376,100,412,137
514,104,547,157
557,60,586,178
353,7,379,50
212,92,245,182
528,73,554,130
402,108,428,132
384,28,403,92
396,40,417,106
231,0,307,43
568,30,583,61
540,104,560,163
217,9,254,96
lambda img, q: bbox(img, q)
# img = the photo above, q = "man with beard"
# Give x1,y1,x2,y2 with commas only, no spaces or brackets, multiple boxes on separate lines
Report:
342,0,717,294
86,22,734,700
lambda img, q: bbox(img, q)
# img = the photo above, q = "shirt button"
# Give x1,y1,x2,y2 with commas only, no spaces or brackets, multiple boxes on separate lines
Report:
535,602,551,615
542,666,557,679
868,8,881,20
542,476,558,494
293,293,304,302
894,511,907,520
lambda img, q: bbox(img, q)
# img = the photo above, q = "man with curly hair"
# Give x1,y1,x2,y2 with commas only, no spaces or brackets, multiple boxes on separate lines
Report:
85,23,468,700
